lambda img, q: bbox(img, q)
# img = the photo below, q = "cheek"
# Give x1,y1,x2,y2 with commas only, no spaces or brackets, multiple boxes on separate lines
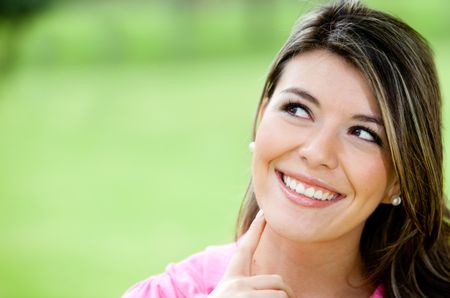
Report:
252,114,298,169
344,149,393,200
254,117,285,162
252,115,288,201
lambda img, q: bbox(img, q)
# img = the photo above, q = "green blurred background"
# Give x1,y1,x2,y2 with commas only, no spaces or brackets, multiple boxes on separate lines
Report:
0,0,448,297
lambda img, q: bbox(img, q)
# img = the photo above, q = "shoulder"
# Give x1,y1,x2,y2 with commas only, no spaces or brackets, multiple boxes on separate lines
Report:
122,242,237,298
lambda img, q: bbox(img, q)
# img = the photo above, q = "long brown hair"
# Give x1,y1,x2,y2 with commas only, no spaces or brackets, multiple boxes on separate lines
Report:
236,1,450,297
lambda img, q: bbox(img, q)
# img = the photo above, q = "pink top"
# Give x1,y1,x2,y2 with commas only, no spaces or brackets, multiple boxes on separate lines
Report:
122,243,384,298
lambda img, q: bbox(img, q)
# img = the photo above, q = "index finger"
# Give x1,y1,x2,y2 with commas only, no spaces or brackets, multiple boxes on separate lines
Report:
225,209,266,277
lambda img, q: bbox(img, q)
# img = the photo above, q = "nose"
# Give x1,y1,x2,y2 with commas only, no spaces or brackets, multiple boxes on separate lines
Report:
297,126,339,170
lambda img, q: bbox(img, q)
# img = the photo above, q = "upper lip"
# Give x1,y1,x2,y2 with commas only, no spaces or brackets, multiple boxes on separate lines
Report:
277,169,343,196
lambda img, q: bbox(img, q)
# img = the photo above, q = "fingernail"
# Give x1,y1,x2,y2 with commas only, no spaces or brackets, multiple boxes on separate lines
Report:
255,209,264,219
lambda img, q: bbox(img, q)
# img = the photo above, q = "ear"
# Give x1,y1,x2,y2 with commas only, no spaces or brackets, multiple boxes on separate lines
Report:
381,177,401,204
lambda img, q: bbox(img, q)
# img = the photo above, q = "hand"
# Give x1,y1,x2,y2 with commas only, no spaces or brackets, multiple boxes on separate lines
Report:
208,210,295,298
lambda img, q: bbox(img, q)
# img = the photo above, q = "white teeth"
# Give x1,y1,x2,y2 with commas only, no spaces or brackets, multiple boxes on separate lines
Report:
287,177,295,189
295,183,305,194
313,190,323,199
291,180,297,190
305,187,315,197
288,177,293,187
282,174,338,201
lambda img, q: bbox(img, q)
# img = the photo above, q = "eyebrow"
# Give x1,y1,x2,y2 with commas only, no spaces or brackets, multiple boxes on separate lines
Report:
281,87,383,127
281,87,320,107
352,114,384,127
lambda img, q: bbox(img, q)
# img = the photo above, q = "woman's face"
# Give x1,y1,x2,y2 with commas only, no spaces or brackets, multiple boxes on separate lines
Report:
252,50,398,243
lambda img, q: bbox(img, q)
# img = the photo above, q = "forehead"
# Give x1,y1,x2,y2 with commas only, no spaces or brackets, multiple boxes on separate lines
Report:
272,50,379,115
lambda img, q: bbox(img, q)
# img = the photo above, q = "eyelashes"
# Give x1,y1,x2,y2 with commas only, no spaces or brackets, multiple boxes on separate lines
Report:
349,126,383,145
281,100,312,119
280,99,383,146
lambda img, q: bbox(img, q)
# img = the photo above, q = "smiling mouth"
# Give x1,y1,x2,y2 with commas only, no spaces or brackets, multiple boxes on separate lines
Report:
276,170,344,202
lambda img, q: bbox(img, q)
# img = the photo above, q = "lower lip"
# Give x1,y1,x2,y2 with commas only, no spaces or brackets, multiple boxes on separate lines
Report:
276,171,344,208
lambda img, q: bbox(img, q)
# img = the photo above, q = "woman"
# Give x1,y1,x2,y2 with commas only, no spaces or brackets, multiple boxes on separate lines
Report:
123,1,450,297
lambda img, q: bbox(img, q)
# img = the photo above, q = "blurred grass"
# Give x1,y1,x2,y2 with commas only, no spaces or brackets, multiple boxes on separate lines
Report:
0,0,449,297
0,59,263,297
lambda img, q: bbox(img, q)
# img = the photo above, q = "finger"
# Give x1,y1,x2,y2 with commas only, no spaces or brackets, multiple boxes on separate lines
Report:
247,275,295,298
239,210,266,254
252,290,290,298
224,209,265,277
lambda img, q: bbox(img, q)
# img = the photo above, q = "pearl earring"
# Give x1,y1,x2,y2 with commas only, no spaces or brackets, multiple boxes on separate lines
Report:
391,195,402,206
249,141,255,153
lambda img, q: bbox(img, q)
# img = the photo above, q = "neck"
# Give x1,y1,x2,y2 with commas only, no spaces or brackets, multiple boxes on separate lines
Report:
252,225,373,297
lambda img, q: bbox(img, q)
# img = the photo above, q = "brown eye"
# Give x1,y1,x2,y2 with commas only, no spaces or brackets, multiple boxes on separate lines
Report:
283,102,311,119
350,126,383,145
354,128,374,141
